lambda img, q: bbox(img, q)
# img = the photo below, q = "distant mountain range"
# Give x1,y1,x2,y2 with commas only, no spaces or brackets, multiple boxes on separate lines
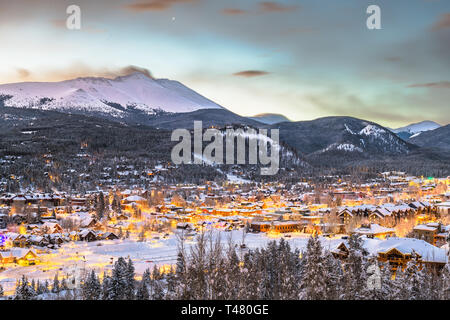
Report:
0,72,448,173
391,120,441,140
409,125,450,151
249,113,291,125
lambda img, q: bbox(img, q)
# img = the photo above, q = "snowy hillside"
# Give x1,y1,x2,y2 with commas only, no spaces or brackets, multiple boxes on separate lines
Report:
392,120,441,139
317,122,411,155
275,117,412,159
0,72,223,116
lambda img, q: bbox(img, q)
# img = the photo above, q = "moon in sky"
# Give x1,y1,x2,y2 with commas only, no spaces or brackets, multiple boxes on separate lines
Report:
172,17,176,22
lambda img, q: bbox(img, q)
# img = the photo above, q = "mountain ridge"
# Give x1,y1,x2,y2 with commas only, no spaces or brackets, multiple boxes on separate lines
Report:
391,120,441,140
0,72,223,117
0,73,447,173
249,113,291,124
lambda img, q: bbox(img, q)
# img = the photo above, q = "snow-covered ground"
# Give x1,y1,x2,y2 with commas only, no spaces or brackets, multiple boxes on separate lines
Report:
0,230,342,295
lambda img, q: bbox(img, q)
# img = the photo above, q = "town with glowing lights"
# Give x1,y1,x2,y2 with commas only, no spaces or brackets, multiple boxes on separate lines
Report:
0,164,449,299
1,0,450,302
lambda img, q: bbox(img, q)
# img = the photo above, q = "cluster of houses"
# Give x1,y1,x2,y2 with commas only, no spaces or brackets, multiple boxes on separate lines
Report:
413,222,450,247
0,218,122,267
0,248,40,267
0,172,447,272
336,201,433,224
331,237,448,272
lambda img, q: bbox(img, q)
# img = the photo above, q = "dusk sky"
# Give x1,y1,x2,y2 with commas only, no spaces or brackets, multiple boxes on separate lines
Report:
0,0,449,127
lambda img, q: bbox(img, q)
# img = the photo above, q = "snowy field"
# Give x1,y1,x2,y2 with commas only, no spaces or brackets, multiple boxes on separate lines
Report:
0,230,343,295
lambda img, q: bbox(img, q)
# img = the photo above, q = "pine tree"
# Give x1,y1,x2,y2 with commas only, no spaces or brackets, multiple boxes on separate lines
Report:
175,250,188,299
36,280,44,295
322,251,343,300
101,273,112,300
125,258,136,300
52,274,60,293
150,265,164,300
165,266,177,300
136,280,149,300
61,278,69,291
301,236,327,300
15,275,36,300
96,192,105,220
402,253,427,300
341,235,369,300
440,261,450,300
81,270,101,300
109,257,128,300
43,280,50,293
240,250,260,300
391,266,410,300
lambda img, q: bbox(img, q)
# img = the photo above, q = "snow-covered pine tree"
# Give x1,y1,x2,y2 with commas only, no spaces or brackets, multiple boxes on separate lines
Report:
142,268,151,287
15,275,36,300
424,267,442,300
222,246,240,299
390,265,410,300
52,274,60,293
101,272,112,300
109,257,128,300
31,279,36,293
300,236,327,300
35,280,42,295
96,192,105,220
240,250,260,299
44,280,50,293
322,251,343,300
341,235,369,300
81,270,101,300
165,266,177,300
125,258,136,300
186,232,208,299
150,265,164,300
175,250,187,298
403,253,427,300
276,239,302,300
375,262,396,300
61,278,68,291
136,279,149,300
440,261,450,300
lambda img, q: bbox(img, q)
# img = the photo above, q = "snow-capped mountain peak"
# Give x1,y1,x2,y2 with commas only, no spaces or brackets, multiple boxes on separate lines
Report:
0,72,223,116
392,120,441,135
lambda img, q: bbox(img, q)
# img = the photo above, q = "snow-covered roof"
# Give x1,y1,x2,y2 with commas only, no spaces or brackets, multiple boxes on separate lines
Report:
413,224,437,232
436,201,450,208
352,224,395,235
364,238,448,263
332,237,448,263
124,195,146,202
